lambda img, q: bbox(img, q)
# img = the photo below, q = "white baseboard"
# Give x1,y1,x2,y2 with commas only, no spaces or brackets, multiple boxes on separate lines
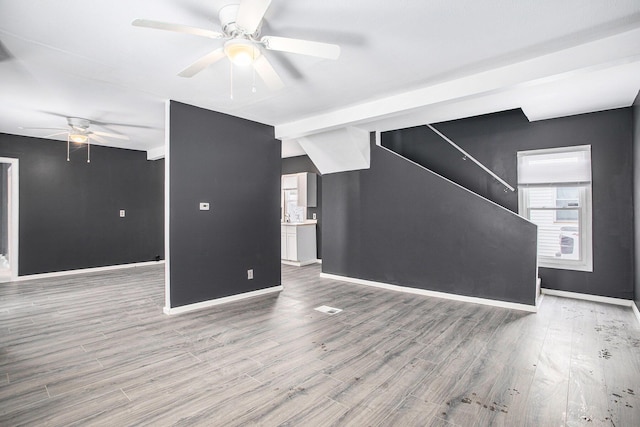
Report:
632,302,640,326
542,289,640,328
536,292,545,310
541,288,634,307
320,273,537,313
17,260,165,281
163,285,283,315
281,259,317,267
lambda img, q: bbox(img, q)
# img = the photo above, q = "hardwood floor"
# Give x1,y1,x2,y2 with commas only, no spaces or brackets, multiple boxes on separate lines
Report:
1,263,639,426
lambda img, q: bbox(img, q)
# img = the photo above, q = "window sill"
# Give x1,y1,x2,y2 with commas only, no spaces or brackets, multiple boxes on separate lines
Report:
539,259,592,273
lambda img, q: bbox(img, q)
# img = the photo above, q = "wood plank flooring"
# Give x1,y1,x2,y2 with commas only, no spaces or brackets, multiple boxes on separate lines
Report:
1,264,639,426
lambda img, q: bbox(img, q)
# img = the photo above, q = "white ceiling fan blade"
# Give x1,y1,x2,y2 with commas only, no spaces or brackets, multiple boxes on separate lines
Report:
178,48,226,77
262,36,340,60
90,134,109,144
19,126,67,131
92,131,130,140
132,19,224,39
236,0,272,34
253,55,284,90
43,131,69,138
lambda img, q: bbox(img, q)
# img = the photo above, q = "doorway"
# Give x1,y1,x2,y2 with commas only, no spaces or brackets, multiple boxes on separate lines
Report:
0,157,19,282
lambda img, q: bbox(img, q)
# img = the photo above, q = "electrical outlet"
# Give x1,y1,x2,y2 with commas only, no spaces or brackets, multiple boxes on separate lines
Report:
199,202,210,211
247,269,254,280
119,210,125,217
312,213,317,220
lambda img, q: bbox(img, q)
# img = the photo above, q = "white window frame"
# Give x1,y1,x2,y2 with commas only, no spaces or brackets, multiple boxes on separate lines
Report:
517,146,593,272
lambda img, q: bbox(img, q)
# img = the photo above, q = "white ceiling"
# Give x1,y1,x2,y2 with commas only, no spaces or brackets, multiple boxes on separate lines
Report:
1,0,639,158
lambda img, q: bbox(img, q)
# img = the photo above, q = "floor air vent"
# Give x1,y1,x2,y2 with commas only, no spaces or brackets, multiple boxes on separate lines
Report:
315,305,342,315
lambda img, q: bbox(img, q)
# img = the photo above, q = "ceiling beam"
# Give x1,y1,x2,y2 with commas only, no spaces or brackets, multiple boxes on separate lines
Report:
274,27,640,140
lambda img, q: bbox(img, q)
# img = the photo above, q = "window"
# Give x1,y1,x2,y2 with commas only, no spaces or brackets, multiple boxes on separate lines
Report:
517,146,592,272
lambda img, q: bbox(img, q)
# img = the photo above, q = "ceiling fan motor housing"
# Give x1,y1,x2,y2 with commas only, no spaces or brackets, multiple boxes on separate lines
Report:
219,4,261,38
67,117,90,131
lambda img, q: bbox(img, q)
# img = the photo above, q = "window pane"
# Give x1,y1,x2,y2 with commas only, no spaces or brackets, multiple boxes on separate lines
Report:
527,187,556,208
555,187,579,221
556,187,579,201
529,208,580,260
556,210,578,221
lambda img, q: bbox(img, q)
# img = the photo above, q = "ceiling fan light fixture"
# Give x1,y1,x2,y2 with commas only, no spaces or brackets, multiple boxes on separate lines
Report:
69,133,88,143
224,39,260,66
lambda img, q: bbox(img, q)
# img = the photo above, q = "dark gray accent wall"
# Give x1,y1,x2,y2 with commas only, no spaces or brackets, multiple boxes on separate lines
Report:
169,101,281,308
633,97,640,311
322,138,538,306
0,133,164,275
384,108,634,299
282,155,322,258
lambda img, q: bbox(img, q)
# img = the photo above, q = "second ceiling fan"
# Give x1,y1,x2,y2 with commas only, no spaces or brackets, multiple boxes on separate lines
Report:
133,0,341,90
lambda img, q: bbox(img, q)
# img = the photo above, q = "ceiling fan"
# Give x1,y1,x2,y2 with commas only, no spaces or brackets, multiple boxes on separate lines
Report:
20,117,129,162
132,0,341,91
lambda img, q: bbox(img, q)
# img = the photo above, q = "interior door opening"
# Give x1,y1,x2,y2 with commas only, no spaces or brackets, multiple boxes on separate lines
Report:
0,158,18,282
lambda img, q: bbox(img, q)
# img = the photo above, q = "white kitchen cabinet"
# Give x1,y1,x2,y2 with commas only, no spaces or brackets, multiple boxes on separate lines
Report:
281,223,317,266
281,229,287,259
282,175,298,189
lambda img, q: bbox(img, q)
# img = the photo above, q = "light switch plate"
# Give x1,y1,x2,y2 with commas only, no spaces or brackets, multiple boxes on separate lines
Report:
199,202,210,211
119,210,125,217
312,213,317,220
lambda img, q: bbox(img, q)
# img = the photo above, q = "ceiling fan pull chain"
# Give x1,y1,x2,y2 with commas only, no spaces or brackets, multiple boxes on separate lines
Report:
87,138,91,163
229,61,234,100
252,71,256,93
66,134,70,162
252,50,257,93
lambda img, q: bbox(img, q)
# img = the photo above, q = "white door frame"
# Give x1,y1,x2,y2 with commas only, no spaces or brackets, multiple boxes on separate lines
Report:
0,157,19,281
